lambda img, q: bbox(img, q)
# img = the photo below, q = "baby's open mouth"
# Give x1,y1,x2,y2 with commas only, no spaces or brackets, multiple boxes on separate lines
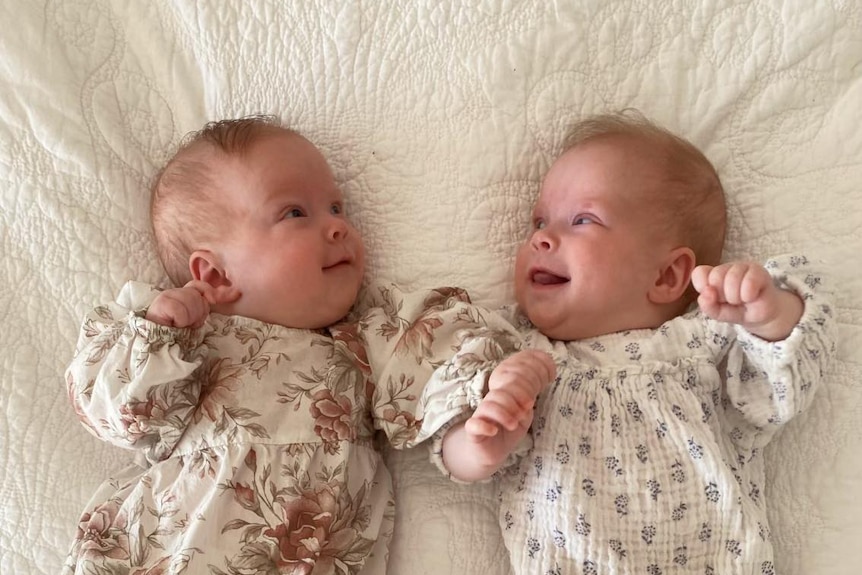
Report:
531,270,569,285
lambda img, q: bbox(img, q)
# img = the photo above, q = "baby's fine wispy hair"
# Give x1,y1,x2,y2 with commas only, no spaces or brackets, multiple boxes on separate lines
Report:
563,109,727,269
150,115,293,286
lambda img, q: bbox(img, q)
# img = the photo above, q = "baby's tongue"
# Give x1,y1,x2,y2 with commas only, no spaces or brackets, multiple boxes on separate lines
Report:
534,271,567,285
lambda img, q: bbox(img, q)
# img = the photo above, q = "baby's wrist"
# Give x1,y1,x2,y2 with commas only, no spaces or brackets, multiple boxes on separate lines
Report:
748,289,804,341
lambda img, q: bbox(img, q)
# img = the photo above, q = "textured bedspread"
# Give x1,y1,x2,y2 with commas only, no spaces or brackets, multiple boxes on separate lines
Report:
1,1,860,574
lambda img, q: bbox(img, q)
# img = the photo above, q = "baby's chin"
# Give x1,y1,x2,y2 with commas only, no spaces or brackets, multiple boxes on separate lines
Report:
536,325,578,342
527,306,611,341
271,294,358,330
317,291,363,328
525,309,575,341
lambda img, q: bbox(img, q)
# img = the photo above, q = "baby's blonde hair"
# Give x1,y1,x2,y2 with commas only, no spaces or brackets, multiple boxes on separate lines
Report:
563,110,727,269
150,115,294,286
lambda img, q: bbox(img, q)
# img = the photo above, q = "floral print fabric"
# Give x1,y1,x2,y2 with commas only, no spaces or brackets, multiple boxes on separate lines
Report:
433,255,835,575
62,282,518,575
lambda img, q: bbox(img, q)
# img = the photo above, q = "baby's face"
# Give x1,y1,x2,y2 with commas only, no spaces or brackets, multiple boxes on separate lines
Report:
209,132,365,329
514,137,674,340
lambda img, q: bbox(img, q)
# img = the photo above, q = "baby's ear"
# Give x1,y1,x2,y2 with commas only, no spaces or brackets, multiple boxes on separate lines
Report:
189,250,233,289
648,247,696,305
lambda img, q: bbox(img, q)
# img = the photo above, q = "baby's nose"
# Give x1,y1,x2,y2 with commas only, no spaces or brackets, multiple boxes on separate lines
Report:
531,229,556,250
328,218,348,240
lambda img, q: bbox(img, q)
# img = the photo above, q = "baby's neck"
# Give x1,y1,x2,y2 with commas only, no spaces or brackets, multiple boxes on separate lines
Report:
548,307,687,343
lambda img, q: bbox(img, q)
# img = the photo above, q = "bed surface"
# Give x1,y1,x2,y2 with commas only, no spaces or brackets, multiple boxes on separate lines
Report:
1,1,860,574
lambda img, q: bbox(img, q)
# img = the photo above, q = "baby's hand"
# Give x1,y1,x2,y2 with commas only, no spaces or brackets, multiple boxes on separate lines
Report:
691,262,803,341
146,281,240,328
465,350,556,440
440,350,555,482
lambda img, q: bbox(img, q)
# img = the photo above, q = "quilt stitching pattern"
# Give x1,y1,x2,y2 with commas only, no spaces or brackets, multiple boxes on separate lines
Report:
1,1,860,573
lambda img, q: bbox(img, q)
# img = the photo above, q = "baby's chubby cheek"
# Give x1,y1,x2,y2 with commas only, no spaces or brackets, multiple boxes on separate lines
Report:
513,262,531,305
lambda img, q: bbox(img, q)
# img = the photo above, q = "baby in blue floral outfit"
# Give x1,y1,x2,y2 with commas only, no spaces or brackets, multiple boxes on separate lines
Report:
433,111,835,575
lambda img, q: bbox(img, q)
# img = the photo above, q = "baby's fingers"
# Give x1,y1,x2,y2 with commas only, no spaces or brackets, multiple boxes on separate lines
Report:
530,350,557,385
185,281,241,305
698,262,769,306
690,265,712,294
475,392,524,432
738,265,771,304
696,289,745,325
464,416,499,438
719,263,768,305
492,350,556,396
148,292,206,328
495,381,537,412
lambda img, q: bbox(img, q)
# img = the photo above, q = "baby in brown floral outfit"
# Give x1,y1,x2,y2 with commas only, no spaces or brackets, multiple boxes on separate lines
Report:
62,116,552,575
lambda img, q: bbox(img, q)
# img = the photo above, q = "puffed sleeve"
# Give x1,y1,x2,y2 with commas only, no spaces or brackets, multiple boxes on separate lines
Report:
425,304,543,482
65,281,210,463
333,283,524,449
704,255,836,448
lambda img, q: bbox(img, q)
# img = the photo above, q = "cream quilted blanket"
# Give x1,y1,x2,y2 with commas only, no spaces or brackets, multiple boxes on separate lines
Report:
1,1,860,574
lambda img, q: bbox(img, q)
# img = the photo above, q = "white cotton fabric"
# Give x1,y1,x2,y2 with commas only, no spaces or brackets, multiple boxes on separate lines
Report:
429,256,835,574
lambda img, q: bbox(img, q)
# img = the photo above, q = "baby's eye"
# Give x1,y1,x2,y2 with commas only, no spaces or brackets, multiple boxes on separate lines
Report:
533,218,546,230
282,207,306,219
330,203,343,215
572,215,596,225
